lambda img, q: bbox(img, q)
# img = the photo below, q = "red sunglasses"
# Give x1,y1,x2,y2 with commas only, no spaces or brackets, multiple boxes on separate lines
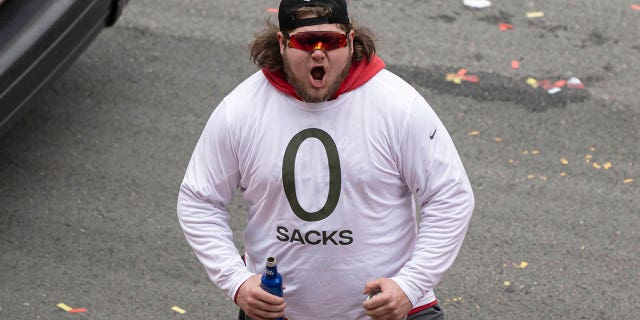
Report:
285,31,348,52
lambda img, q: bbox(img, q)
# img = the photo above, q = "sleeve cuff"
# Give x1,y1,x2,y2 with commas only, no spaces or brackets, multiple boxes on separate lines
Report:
390,276,420,308
230,271,255,305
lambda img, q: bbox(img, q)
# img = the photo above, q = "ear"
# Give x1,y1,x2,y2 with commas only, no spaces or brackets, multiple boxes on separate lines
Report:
277,32,286,55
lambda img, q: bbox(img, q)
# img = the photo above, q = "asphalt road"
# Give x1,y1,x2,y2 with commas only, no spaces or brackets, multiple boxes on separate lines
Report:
1,1,639,319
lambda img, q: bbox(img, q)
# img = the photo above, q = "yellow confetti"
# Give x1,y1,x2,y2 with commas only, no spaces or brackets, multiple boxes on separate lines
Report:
468,130,480,136
523,150,529,155
560,158,569,165
503,281,511,286
446,74,463,84
526,77,539,88
590,146,597,152
172,306,186,314
518,261,529,268
593,162,602,169
585,154,592,159
539,175,547,181
560,172,567,177
526,11,544,18
623,178,634,184
494,137,503,142
527,174,536,179
57,303,72,312
603,162,612,170
531,149,540,155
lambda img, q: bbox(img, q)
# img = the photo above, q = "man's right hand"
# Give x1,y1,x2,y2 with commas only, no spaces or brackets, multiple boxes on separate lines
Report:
236,274,286,320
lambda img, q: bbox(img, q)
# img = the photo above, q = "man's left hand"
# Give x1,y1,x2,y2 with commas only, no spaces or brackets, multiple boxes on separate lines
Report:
362,278,412,320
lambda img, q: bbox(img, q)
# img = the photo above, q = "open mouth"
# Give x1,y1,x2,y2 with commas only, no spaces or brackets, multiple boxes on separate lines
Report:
310,66,326,87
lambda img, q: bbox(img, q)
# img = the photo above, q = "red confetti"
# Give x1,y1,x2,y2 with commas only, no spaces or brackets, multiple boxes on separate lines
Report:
538,79,554,90
267,7,278,13
499,23,514,31
554,80,566,88
632,4,640,10
69,308,87,313
462,75,479,83
511,60,520,69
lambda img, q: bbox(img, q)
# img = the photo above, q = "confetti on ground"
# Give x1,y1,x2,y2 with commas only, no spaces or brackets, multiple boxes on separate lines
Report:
57,303,86,313
554,80,566,88
567,77,585,89
517,261,529,269
531,149,540,155
172,306,186,314
499,23,514,31
603,162,612,170
266,7,278,13
463,0,492,9
511,60,520,69
57,303,72,312
632,4,640,11
538,79,554,90
527,174,536,179
494,137,503,142
623,178,634,184
560,158,569,165
468,130,480,136
560,172,567,177
526,77,539,88
446,68,479,84
445,296,464,304
503,281,511,286
593,162,602,169
547,87,562,95
527,11,545,18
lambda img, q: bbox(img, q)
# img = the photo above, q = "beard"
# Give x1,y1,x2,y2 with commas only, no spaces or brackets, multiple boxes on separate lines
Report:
282,55,352,103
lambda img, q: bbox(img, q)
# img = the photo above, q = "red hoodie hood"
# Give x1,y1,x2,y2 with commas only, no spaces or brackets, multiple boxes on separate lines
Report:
262,54,385,101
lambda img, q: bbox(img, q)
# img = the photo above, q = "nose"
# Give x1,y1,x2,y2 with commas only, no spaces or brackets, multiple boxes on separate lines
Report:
310,48,326,60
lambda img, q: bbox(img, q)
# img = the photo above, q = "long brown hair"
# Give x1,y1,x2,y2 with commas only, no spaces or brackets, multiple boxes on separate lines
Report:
250,7,377,71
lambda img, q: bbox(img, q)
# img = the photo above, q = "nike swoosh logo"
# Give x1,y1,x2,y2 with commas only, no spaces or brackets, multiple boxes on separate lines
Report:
430,129,437,140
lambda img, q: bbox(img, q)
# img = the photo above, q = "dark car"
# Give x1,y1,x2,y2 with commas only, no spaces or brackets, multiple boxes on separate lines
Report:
0,0,128,135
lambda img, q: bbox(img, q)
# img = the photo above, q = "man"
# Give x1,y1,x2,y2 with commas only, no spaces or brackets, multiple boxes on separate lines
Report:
177,1,474,319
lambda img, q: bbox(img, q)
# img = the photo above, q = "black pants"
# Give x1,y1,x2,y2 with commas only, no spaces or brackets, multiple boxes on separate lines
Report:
238,304,444,320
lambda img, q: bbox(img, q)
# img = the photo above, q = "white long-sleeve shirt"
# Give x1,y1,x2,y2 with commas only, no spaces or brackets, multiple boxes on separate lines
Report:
177,69,474,320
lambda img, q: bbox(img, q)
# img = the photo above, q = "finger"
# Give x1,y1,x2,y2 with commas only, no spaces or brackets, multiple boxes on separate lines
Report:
246,299,287,320
362,291,386,311
364,302,391,320
258,290,286,305
363,278,383,294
